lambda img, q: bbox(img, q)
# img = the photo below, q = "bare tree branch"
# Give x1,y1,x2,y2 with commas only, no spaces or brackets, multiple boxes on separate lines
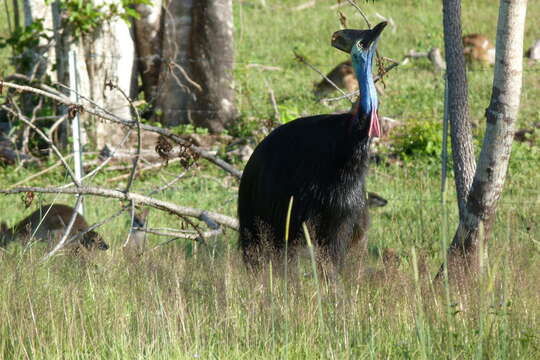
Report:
42,196,83,260
1,104,81,187
0,81,243,178
0,186,239,230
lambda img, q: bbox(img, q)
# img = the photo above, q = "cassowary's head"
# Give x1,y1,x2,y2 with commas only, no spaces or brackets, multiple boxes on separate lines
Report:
331,22,387,137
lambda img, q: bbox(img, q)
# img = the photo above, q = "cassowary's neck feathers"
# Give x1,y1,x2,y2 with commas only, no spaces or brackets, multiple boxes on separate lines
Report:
353,44,377,118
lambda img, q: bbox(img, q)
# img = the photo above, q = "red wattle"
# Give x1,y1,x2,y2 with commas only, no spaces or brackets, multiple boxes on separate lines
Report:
368,110,381,138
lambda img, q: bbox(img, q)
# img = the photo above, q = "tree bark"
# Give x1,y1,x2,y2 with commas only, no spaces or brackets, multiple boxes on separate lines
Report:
132,0,163,105
189,0,236,132
154,0,194,127
85,0,136,149
446,0,528,275
442,0,477,219
153,0,236,132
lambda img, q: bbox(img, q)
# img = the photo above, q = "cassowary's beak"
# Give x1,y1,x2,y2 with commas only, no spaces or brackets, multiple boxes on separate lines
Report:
331,21,387,53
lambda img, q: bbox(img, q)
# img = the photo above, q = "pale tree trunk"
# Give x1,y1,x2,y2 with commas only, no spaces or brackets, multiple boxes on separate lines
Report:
445,0,528,276
189,0,236,132
442,0,476,219
84,0,136,149
154,0,194,127
23,0,134,150
51,1,91,147
133,0,163,106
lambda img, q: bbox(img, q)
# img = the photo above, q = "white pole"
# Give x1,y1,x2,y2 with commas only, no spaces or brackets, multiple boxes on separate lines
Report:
68,49,84,215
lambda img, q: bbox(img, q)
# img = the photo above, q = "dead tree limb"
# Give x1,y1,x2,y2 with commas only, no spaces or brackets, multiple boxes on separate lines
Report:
0,186,239,230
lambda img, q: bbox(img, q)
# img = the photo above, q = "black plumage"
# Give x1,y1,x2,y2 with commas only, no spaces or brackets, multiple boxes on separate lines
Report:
238,22,387,268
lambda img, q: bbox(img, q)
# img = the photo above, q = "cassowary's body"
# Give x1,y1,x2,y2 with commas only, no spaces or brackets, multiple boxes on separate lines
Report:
238,22,387,267
239,112,371,265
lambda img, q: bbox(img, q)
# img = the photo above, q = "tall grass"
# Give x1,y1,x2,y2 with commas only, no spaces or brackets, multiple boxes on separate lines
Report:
1,239,539,359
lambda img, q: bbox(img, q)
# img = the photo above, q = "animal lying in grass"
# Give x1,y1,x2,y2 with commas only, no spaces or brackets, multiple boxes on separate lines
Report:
313,59,357,99
238,22,388,269
462,33,495,66
0,204,109,252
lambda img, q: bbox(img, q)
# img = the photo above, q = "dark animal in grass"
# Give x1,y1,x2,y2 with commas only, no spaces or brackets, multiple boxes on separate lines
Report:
0,204,109,251
238,22,387,268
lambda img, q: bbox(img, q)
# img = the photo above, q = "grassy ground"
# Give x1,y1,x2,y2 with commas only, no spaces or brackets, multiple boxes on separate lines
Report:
1,0,540,358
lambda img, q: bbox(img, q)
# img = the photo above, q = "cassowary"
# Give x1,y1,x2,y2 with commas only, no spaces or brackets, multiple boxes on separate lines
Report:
238,22,387,268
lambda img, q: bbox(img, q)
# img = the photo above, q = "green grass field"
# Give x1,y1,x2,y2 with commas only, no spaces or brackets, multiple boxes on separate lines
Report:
1,0,540,358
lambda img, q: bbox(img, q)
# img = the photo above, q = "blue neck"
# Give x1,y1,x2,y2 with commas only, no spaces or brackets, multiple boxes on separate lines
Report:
352,47,377,118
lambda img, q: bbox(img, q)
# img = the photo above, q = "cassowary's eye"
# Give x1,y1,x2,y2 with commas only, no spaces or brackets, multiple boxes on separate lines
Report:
356,40,364,50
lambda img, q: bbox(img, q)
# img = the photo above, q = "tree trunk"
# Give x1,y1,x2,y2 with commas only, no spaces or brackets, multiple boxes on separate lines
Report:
154,0,194,127
132,0,163,106
442,0,476,219
12,0,20,31
84,0,136,149
446,0,528,276
153,0,236,132
189,0,236,132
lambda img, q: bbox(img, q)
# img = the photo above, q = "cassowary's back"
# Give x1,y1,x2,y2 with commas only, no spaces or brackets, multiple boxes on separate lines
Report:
238,112,370,262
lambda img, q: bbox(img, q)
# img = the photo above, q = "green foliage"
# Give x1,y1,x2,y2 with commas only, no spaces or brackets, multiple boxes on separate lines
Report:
56,0,152,38
390,120,443,161
277,104,301,124
0,19,50,69
172,124,209,135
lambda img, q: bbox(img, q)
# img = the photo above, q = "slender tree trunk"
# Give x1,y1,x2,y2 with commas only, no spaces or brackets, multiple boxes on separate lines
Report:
189,0,236,132
133,0,163,105
445,0,528,276
442,0,476,219
12,0,20,31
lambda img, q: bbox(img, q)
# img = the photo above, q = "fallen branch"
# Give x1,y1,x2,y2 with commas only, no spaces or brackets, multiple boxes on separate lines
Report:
141,227,223,241
405,47,446,72
290,0,315,11
246,63,282,71
0,186,239,230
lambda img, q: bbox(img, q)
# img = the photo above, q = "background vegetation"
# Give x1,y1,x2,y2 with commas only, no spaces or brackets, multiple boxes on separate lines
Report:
0,0,539,358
